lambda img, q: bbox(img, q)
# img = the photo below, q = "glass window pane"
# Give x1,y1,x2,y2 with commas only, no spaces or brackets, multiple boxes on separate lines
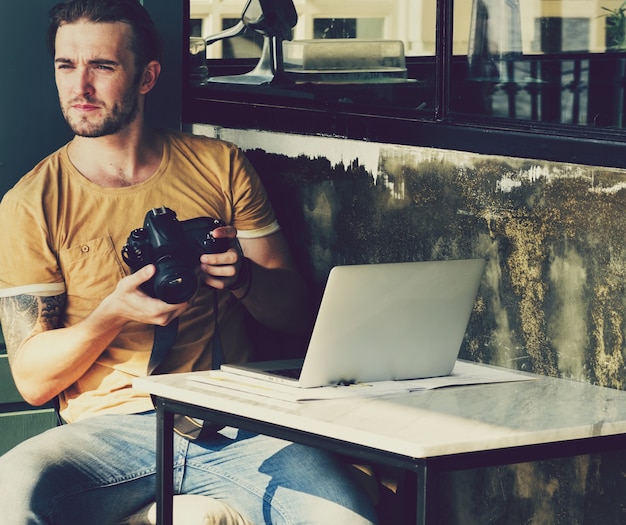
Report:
188,0,437,115
190,0,437,58
452,0,626,128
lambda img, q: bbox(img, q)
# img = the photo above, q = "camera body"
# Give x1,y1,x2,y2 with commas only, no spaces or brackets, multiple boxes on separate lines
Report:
122,207,229,304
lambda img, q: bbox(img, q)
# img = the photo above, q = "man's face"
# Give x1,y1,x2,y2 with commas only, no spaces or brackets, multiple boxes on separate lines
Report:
54,20,142,138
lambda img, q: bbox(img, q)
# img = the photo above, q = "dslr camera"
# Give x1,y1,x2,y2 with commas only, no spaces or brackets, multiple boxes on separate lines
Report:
122,206,229,304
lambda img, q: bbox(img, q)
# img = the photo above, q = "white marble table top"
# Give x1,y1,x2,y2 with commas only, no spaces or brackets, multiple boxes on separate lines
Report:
133,362,626,459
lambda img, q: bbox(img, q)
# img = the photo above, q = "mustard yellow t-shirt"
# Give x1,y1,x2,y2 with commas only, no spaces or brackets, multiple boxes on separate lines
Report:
0,130,278,422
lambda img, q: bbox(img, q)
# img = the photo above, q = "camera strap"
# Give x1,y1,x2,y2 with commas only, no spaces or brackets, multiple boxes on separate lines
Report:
147,320,179,375
148,289,225,440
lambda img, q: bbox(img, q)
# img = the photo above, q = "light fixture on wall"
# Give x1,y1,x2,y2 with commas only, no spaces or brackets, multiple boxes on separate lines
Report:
203,0,298,85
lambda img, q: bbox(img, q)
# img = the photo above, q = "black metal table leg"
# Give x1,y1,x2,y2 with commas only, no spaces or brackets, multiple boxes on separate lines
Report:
155,398,174,525
415,464,428,525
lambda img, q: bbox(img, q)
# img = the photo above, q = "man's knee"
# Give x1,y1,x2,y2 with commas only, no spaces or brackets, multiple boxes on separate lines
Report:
0,440,55,520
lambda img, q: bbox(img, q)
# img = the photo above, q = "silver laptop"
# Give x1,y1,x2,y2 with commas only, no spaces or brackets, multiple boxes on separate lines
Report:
220,259,486,388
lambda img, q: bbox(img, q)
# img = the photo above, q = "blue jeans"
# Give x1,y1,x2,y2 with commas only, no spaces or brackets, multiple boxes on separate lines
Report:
0,412,377,525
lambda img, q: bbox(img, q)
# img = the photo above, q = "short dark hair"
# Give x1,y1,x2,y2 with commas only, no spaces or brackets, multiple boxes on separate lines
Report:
47,0,162,68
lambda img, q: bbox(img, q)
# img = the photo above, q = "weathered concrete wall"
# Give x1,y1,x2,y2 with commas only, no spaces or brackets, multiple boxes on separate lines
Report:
192,124,626,524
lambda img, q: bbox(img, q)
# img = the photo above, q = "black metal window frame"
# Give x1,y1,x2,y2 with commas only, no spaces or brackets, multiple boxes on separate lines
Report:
182,0,626,169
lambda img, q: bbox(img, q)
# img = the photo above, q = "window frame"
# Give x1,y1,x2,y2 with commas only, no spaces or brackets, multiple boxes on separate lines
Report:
181,0,626,169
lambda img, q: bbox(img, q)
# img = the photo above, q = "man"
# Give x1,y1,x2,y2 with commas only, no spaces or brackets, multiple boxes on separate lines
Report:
0,1,377,523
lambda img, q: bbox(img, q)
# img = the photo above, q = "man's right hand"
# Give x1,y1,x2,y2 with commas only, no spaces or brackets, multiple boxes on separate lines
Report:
105,264,191,327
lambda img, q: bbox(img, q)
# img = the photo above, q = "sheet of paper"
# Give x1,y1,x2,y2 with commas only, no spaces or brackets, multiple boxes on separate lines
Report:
186,360,534,403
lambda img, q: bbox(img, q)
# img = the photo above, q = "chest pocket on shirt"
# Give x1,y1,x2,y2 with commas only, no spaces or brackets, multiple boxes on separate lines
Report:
58,236,125,318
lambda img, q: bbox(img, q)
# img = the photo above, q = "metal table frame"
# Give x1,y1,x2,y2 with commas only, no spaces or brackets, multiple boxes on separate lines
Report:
152,394,626,525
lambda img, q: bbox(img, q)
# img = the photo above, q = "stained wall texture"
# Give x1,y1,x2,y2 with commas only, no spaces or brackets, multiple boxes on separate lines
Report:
193,124,626,524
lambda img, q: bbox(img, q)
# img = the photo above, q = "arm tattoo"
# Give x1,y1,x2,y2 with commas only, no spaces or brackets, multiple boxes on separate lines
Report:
0,294,65,362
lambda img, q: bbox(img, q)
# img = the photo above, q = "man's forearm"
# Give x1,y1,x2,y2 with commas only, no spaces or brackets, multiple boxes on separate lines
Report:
8,309,126,406
4,266,191,405
233,262,311,335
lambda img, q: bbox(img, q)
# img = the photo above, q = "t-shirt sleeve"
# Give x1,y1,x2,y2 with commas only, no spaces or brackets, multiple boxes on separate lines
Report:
228,145,279,238
0,193,65,297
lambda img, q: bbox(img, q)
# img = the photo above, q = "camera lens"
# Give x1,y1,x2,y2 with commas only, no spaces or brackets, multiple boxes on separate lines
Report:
152,257,198,304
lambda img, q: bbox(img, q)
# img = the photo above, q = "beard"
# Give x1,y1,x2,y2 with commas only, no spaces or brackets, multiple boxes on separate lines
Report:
61,87,140,138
